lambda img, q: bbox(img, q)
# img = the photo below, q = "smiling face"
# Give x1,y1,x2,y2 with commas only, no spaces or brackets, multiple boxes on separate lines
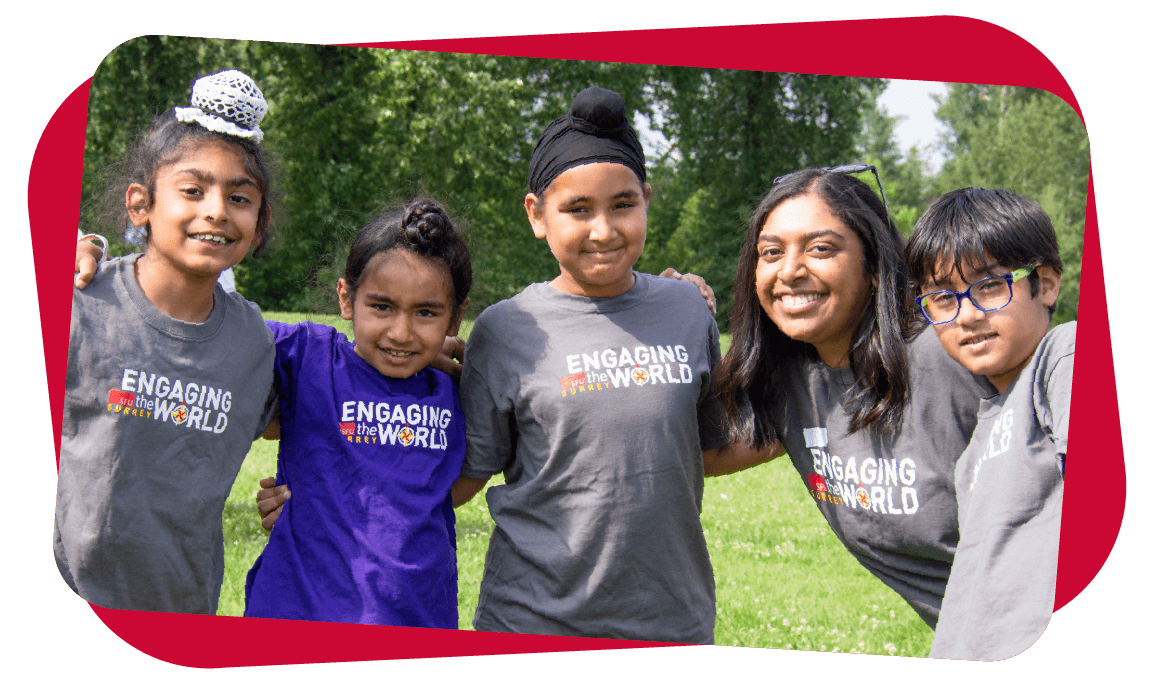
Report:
754,192,874,368
128,140,261,280
922,256,1060,394
338,249,464,379
526,162,650,298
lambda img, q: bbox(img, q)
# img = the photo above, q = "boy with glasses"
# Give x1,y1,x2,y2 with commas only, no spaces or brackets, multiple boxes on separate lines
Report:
905,187,1073,660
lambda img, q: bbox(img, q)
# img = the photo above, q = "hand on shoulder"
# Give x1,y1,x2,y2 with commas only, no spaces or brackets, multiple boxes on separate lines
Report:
660,268,716,315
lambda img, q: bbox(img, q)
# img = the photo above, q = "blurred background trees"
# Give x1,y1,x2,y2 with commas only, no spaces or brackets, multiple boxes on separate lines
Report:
80,37,1088,326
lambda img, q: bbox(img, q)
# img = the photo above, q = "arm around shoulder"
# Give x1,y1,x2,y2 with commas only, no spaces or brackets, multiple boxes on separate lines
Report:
451,475,489,508
703,440,784,477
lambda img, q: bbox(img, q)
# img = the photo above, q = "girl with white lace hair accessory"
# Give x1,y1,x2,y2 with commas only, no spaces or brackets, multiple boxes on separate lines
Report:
57,70,280,614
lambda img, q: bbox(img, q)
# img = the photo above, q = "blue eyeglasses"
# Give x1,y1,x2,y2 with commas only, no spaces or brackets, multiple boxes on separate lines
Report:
916,268,1034,325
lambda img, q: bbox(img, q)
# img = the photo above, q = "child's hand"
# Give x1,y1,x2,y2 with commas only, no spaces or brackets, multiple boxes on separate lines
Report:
660,268,717,315
75,240,103,289
256,476,289,532
431,336,465,378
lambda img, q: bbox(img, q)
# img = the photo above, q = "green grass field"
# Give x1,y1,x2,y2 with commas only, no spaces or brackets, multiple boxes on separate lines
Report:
219,311,932,657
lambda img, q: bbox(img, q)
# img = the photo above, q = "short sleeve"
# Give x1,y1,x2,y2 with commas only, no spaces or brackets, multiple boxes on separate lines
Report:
697,314,728,451
460,318,514,479
252,381,279,440
251,320,310,440
1044,351,1073,476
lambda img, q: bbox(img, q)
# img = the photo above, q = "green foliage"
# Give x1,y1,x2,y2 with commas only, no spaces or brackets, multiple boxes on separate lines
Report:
79,41,882,322
854,81,930,238
81,40,658,314
932,84,1089,325
640,70,883,324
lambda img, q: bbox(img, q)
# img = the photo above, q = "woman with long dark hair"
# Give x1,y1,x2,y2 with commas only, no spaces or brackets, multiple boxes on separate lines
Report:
715,167,993,628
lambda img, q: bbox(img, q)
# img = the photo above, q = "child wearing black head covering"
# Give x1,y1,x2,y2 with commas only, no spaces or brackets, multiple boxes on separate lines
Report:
452,86,754,643
527,85,647,196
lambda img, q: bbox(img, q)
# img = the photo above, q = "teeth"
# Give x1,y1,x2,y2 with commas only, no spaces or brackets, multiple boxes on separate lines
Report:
781,293,821,307
965,334,994,345
191,233,228,245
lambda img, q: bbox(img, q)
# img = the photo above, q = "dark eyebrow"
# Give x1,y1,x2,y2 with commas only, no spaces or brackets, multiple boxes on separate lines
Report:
757,229,844,244
174,169,258,189
559,189,642,206
931,262,1003,287
361,292,448,310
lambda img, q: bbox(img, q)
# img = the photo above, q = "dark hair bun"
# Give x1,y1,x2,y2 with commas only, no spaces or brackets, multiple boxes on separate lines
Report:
343,197,472,311
402,199,453,248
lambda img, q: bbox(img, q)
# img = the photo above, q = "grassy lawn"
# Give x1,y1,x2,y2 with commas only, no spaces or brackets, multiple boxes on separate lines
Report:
219,311,932,658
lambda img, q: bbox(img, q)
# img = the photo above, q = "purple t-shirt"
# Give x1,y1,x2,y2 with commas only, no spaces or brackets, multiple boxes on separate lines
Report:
244,321,464,628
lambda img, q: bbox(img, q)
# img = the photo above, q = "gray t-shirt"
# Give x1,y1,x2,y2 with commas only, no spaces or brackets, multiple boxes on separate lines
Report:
930,322,1073,661
773,327,995,627
55,254,275,614
460,273,726,643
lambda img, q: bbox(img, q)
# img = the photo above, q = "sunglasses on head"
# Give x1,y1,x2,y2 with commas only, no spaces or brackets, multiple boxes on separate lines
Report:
773,163,890,217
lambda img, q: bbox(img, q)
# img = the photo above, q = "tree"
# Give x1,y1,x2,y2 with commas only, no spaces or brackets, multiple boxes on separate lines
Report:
79,39,883,322
853,80,931,238
80,40,656,312
642,69,882,322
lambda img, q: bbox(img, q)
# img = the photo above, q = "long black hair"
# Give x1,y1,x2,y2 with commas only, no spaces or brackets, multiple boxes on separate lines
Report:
715,168,917,445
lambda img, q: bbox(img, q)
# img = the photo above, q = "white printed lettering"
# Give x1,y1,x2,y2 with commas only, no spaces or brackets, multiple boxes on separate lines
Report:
901,487,919,514
886,487,902,514
899,459,916,486
882,458,898,486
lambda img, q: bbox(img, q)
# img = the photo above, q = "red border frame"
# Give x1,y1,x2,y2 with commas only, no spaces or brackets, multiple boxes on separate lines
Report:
28,16,1123,667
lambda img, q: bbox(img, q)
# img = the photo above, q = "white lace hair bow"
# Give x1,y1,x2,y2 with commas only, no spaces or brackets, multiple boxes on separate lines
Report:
174,70,267,142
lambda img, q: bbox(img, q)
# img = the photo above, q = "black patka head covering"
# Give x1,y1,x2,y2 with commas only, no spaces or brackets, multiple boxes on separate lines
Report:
528,86,647,196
